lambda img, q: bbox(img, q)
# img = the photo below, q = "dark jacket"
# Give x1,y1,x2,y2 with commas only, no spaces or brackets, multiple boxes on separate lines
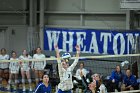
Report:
123,75,138,87
34,83,51,93
109,71,124,84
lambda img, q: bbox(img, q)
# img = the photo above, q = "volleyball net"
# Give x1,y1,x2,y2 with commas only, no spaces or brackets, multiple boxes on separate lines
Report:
0,53,140,93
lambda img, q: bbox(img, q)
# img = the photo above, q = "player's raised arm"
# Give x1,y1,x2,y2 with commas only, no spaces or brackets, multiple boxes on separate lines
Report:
75,45,80,58
54,45,64,74
54,45,60,59
69,45,80,70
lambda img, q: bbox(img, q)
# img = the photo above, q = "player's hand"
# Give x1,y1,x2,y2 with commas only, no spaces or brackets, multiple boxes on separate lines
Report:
19,61,23,67
75,45,80,52
80,71,84,77
112,79,115,83
88,80,96,91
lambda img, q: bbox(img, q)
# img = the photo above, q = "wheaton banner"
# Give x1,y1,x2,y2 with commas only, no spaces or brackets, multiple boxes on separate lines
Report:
44,28,140,54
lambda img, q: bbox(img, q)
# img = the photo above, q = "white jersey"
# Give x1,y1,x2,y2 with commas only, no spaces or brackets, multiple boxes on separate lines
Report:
0,54,9,69
9,58,19,74
32,54,46,70
57,58,79,91
19,55,32,71
75,68,88,80
98,84,108,93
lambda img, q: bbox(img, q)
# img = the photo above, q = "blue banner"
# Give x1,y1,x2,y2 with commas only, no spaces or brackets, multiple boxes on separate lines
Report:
44,28,140,54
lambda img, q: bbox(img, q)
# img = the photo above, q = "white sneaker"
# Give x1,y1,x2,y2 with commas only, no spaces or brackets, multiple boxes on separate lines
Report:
29,87,32,91
0,84,2,90
23,86,26,91
115,89,118,92
76,88,79,93
6,85,10,91
55,85,58,93
79,89,82,93
13,86,17,91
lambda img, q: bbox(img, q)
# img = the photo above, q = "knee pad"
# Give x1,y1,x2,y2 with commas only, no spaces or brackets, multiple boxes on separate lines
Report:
28,79,32,83
8,80,11,84
22,79,25,83
35,78,38,81
15,80,18,84
0,78,2,81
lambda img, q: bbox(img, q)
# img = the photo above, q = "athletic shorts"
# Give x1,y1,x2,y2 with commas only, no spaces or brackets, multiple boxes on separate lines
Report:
21,67,30,72
0,68,9,70
10,68,19,74
34,65,44,70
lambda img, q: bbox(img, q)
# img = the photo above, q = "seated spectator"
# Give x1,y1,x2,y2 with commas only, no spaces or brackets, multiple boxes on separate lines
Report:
107,65,124,92
34,74,51,93
121,69,138,91
81,72,107,93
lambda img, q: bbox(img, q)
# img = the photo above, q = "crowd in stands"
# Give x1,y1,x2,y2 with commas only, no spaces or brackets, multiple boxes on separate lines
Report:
0,47,139,93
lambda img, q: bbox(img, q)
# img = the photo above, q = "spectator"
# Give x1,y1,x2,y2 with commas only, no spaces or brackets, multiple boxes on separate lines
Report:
81,72,107,93
34,74,51,93
73,62,88,92
121,69,138,91
107,65,124,92
19,49,32,92
0,48,9,89
75,62,88,80
32,47,46,86
7,51,19,91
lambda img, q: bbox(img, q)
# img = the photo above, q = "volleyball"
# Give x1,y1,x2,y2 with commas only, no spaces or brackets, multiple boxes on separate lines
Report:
61,53,71,62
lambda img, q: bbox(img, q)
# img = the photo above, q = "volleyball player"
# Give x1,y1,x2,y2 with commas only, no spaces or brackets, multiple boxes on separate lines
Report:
0,48,9,89
7,51,19,91
32,47,46,86
19,49,32,91
34,74,51,93
54,45,80,93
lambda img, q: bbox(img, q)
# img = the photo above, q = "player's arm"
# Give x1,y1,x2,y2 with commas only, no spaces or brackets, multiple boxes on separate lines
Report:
9,58,12,69
110,71,115,82
4,55,9,64
69,45,80,70
43,54,46,69
80,71,88,88
31,55,35,69
34,84,42,93
6,54,10,60
54,45,64,74
54,45,60,59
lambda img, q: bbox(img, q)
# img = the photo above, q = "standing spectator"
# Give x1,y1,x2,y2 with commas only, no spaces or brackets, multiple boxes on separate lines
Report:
107,65,124,92
32,47,46,86
34,74,51,93
73,62,88,92
121,69,138,91
7,51,19,91
19,49,32,92
0,48,9,89
75,62,88,80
